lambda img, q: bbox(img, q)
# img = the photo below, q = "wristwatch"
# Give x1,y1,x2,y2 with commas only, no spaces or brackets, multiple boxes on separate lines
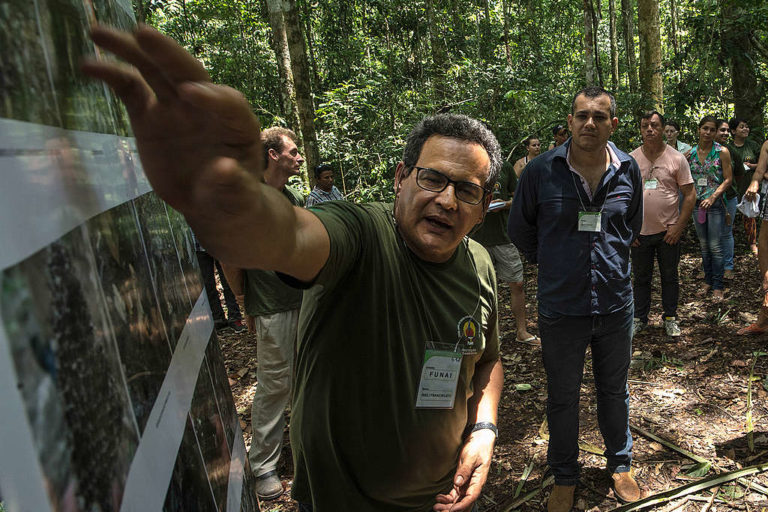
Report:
463,422,498,440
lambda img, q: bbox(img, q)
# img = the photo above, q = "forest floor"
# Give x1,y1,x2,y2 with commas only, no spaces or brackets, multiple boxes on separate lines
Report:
217,228,768,512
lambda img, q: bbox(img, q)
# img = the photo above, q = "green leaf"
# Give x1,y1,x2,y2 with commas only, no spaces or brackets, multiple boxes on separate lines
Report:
685,462,712,477
515,383,532,391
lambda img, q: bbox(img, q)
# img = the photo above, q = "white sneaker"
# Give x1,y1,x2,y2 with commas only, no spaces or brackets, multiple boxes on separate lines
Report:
664,317,681,337
632,318,646,336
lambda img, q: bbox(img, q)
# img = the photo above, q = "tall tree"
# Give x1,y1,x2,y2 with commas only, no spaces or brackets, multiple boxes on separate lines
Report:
621,0,638,92
637,0,663,108
273,0,319,184
425,0,448,105
720,0,764,134
668,0,679,59
262,0,301,131
583,0,597,86
609,0,620,90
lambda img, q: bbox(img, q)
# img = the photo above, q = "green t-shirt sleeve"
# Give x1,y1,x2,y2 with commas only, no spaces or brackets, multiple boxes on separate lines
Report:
307,201,372,289
468,240,500,365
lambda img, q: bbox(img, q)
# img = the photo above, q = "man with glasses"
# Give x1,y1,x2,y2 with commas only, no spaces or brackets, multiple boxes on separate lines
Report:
629,111,694,338
509,87,643,511
83,25,502,512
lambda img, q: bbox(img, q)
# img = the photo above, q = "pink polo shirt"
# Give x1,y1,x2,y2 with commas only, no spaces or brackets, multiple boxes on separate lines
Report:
629,145,693,235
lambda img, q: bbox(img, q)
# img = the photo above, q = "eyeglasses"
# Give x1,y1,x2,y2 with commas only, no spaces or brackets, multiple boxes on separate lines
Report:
410,166,487,205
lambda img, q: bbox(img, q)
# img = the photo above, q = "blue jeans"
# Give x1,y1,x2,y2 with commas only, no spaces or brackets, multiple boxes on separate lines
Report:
722,196,738,271
631,231,680,322
538,305,634,485
693,203,725,290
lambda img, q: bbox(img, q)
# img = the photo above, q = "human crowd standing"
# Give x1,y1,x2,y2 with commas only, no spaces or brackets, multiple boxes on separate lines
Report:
81,23,768,512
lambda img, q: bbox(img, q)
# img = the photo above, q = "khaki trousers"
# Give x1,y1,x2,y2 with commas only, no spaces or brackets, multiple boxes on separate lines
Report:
248,309,299,476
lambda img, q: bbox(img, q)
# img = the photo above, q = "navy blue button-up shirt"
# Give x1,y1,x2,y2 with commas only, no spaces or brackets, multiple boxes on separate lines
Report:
507,140,643,316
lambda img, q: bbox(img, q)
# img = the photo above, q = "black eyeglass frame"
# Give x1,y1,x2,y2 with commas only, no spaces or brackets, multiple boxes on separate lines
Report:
407,166,488,205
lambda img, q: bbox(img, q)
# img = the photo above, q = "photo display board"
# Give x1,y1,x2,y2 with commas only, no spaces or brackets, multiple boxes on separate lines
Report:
0,1,259,511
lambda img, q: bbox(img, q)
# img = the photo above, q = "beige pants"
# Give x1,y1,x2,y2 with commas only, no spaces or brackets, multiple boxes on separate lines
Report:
248,309,299,476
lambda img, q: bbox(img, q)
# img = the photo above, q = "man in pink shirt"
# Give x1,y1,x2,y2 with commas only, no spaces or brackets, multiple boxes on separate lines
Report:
630,111,695,337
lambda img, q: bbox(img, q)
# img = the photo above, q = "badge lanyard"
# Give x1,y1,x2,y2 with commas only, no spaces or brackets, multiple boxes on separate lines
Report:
644,165,659,190
570,171,606,233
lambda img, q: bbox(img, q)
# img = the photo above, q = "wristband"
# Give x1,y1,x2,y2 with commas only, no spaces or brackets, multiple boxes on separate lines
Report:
463,422,498,440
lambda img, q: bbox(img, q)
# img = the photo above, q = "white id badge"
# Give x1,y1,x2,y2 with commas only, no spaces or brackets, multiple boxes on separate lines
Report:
644,179,658,190
697,177,708,187
415,346,462,409
578,211,601,232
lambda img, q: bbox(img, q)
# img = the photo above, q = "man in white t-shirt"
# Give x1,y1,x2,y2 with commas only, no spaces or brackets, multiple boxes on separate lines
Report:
631,111,695,337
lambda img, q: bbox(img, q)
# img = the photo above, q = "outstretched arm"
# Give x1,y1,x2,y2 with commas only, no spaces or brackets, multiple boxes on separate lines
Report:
82,25,328,281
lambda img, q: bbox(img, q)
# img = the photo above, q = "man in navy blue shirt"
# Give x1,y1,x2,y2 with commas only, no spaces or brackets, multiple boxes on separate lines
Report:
508,87,643,511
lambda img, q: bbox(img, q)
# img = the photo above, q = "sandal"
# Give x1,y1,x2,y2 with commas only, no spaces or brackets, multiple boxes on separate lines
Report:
737,323,768,336
516,335,540,345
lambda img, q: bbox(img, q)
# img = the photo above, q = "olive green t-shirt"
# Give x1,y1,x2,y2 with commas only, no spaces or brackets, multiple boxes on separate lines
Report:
243,185,305,316
730,138,762,196
470,161,517,247
290,202,500,511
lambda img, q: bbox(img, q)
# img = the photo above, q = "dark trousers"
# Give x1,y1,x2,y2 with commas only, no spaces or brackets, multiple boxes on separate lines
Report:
196,250,241,324
630,231,681,322
538,304,634,485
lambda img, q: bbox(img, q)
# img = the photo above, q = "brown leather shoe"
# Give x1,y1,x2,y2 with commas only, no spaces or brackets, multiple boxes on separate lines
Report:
547,484,575,512
612,471,641,503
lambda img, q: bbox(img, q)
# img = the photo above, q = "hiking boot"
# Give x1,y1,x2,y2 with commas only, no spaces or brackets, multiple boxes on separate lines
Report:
547,484,575,512
664,317,681,337
632,318,646,337
612,471,641,503
254,470,283,500
230,318,247,333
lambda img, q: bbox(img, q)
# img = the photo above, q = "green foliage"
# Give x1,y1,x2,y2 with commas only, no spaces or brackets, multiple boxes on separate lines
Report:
141,0,768,200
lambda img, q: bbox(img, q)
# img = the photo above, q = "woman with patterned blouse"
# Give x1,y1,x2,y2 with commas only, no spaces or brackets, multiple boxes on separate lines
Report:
689,115,733,300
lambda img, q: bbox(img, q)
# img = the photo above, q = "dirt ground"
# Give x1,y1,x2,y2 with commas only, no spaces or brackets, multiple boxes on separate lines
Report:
217,227,768,511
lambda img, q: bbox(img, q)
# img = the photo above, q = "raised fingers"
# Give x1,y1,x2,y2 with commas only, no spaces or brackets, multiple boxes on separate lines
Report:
90,25,178,101
80,59,154,117
134,25,210,84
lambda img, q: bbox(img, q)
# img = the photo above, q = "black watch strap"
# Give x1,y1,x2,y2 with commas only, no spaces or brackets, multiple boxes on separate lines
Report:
463,421,498,439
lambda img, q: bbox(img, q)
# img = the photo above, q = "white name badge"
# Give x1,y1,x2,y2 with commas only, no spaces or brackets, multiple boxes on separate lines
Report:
644,179,658,190
578,211,602,232
697,177,708,187
416,348,462,409
745,163,751,171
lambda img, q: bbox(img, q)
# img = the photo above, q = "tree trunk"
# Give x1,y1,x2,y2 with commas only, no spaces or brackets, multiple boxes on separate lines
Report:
299,0,321,91
501,0,514,69
609,0,620,90
263,0,301,133
621,0,638,92
668,0,679,58
480,0,493,62
425,0,448,106
720,0,765,134
583,0,596,86
637,0,663,108
278,0,318,186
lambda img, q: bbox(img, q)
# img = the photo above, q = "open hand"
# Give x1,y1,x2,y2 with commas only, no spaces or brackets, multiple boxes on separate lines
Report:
81,25,263,216
433,430,495,511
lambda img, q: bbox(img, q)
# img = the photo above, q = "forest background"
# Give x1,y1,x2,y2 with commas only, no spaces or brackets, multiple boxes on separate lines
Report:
133,0,768,199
